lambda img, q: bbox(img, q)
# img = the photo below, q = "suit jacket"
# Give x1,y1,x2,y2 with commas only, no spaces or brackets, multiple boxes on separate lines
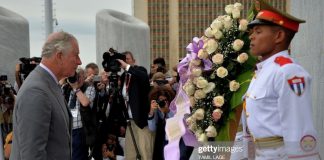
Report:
10,66,72,160
121,65,150,129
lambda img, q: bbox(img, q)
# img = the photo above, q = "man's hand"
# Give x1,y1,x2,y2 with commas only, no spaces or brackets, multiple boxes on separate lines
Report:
85,74,95,83
116,59,128,70
97,82,106,90
68,81,80,90
149,100,158,116
15,63,21,73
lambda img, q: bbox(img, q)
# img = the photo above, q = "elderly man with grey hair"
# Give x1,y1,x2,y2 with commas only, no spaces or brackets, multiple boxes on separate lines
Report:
10,31,82,160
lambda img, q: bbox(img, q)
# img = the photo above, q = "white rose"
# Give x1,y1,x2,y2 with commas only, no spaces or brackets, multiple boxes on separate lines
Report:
189,96,196,107
211,19,223,30
237,52,249,63
212,109,223,121
232,8,241,19
216,66,228,78
190,59,201,66
203,82,215,94
201,36,209,43
225,4,234,14
188,122,198,132
232,39,244,51
203,39,218,54
192,68,202,77
186,116,195,126
198,49,209,59
212,29,223,40
223,16,233,29
212,53,224,64
205,125,217,137
229,80,240,91
183,81,195,96
198,133,208,142
239,19,248,31
234,2,243,10
193,108,205,120
195,129,203,137
196,77,209,89
194,89,206,100
204,27,214,38
213,96,225,107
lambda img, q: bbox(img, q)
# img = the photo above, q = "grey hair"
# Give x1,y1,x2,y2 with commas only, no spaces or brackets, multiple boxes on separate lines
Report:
41,31,76,58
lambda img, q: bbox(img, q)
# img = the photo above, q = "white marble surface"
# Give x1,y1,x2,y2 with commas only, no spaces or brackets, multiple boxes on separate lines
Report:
289,0,324,158
0,7,29,84
96,9,150,71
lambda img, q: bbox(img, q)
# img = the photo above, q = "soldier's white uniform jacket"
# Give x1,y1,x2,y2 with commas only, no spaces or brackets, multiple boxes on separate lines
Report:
244,50,320,159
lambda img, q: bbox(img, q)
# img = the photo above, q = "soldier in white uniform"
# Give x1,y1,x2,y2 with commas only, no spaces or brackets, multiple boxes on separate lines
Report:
244,0,321,159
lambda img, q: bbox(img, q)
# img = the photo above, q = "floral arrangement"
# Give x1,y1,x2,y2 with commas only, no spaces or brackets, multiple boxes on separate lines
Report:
182,2,256,142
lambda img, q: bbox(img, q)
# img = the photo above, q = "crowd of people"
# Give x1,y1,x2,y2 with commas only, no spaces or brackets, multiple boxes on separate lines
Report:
0,30,181,160
0,1,321,159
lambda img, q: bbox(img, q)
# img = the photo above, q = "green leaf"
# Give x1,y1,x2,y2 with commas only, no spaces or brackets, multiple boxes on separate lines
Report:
215,119,230,141
230,70,255,109
228,111,236,121
247,3,258,21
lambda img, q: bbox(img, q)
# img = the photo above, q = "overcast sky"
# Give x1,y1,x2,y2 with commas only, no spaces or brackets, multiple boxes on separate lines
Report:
1,0,132,67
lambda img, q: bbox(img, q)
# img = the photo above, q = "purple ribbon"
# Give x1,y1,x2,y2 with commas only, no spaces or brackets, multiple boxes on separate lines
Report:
166,37,215,159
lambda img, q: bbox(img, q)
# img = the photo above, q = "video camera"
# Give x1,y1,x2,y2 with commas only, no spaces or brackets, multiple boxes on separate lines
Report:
102,48,126,73
19,57,41,78
0,75,14,105
156,99,166,108
0,75,7,81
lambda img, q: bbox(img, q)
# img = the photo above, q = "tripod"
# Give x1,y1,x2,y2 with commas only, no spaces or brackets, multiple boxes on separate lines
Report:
126,119,142,160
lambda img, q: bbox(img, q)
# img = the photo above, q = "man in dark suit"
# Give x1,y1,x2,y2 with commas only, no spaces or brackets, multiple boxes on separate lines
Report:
10,31,82,160
117,51,154,160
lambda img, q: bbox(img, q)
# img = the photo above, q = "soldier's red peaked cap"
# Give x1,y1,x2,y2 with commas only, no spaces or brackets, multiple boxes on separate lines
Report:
248,0,305,32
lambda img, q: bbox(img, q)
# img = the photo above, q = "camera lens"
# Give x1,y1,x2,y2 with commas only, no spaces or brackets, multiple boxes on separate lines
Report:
67,72,78,83
156,99,166,108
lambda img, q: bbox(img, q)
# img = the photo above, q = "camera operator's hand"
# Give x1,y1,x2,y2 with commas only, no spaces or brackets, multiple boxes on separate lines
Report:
68,81,80,90
149,100,158,116
116,59,129,70
97,82,106,91
102,144,109,158
159,101,170,114
85,74,95,83
102,144,115,159
120,126,126,136
15,63,21,73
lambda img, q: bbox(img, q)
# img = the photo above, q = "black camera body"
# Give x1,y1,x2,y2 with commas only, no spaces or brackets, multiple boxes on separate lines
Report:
0,83,14,105
107,144,115,151
0,75,7,81
19,57,41,78
67,72,78,84
154,79,169,86
156,99,166,108
102,48,126,73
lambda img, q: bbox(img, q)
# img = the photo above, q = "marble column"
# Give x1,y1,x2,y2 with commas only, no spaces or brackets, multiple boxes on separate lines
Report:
288,0,324,157
96,9,150,71
0,7,29,84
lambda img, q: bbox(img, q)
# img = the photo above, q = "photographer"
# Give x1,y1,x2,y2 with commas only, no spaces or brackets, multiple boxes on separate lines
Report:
116,51,153,160
147,85,175,160
62,67,96,160
101,134,124,160
92,50,129,160
15,57,41,90
0,87,15,143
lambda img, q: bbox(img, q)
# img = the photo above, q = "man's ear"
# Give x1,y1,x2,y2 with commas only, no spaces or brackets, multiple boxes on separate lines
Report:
274,29,286,44
55,51,64,64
